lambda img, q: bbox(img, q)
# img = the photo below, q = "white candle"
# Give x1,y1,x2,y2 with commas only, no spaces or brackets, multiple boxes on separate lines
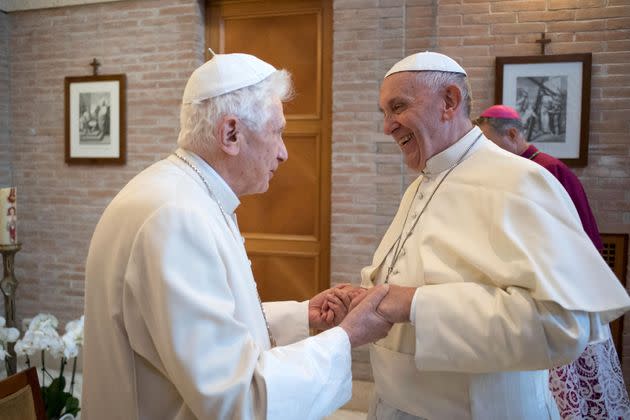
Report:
0,187,17,245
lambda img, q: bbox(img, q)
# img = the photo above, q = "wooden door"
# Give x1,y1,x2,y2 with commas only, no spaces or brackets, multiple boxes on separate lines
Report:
206,0,332,301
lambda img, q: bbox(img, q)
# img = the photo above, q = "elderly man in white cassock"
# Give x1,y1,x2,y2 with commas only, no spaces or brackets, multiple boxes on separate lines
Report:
351,51,630,419
81,52,393,420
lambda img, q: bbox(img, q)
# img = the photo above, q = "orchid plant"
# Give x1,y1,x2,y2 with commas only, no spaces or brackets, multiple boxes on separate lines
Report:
0,316,20,373
9,313,84,420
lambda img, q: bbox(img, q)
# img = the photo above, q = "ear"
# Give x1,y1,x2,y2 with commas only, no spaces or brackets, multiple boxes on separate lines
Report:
216,115,240,157
442,85,463,121
506,127,519,142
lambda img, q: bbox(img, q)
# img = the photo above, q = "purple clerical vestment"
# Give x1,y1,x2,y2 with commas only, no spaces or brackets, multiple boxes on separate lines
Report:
521,145,602,251
521,144,629,419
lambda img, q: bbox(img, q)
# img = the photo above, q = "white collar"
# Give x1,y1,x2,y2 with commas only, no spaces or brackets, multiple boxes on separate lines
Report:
423,126,482,176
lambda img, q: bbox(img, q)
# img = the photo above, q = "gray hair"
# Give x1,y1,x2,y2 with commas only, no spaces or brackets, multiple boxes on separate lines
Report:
474,115,524,136
415,72,472,117
177,69,293,154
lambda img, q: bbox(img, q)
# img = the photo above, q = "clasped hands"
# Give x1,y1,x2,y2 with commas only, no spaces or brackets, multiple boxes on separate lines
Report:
308,283,415,347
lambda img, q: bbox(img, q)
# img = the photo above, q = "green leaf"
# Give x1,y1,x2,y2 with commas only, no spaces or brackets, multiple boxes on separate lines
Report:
49,376,67,393
40,371,80,418
42,377,69,418
64,395,81,416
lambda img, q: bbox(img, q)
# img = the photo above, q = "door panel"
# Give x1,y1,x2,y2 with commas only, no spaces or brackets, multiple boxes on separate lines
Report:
207,0,331,301
250,254,318,302
239,133,319,236
222,12,320,118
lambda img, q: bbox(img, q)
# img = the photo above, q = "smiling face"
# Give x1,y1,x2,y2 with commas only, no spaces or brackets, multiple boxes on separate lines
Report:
237,98,288,196
379,72,444,171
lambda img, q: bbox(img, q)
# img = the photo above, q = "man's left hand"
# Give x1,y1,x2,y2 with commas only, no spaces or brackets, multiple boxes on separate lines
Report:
308,284,353,330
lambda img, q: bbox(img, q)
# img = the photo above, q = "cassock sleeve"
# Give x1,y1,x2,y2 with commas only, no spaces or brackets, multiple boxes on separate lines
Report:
124,203,351,420
411,283,593,373
262,301,309,346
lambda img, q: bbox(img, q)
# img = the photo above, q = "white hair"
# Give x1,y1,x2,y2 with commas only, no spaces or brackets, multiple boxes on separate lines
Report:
177,69,293,154
415,71,472,117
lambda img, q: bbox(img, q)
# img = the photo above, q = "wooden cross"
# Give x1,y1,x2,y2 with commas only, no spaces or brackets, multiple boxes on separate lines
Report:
535,32,551,55
90,58,101,76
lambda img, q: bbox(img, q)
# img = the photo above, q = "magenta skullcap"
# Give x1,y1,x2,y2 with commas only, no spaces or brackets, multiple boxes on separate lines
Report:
480,105,521,120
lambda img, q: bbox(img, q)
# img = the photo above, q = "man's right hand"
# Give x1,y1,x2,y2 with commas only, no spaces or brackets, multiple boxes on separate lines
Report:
339,284,393,347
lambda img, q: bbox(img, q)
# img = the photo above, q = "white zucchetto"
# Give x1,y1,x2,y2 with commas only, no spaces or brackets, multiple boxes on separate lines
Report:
385,51,467,78
182,53,277,104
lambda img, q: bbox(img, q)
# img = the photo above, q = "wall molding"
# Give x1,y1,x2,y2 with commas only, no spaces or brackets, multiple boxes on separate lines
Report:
0,0,124,13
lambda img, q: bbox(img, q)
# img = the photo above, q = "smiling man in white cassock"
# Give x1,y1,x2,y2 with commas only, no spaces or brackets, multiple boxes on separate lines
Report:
81,52,393,420
351,51,630,419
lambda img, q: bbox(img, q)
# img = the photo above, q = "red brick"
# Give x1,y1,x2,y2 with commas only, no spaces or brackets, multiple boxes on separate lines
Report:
492,22,546,34
491,1,546,12
549,0,606,9
438,3,490,15
548,20,606,32
463,13,516,24
438,15,462,25
518,10,576,22
575,6,630,19
439,25,490,36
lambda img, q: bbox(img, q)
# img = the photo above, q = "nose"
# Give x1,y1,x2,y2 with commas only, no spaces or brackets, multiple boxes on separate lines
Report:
383,113,399,136
278,138,288,163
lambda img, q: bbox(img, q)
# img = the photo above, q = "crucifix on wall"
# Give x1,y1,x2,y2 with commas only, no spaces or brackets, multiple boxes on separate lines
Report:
90,58,101,76
535,32,551,55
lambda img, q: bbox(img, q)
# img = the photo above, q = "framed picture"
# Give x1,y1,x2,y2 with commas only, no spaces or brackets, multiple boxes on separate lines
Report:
64,74,126,164
495,54,591,167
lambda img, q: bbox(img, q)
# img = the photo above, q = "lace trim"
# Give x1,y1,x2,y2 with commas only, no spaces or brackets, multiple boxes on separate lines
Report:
549,337,630,419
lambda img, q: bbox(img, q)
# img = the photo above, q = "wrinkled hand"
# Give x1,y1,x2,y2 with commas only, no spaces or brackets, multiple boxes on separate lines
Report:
347,287,368,311
374,284,416,324
309,284,353,330
339,284,393,347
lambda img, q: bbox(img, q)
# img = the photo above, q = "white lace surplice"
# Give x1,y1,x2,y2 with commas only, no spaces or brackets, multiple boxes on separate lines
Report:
550,337,630,419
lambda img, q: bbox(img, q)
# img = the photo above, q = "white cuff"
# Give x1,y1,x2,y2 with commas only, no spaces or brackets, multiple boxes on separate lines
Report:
410,288,420,325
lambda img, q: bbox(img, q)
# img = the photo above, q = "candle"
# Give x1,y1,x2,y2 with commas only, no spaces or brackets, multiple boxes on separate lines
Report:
0,187,17,245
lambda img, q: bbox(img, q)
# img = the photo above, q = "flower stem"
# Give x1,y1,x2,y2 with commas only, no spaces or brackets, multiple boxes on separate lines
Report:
59,357,66,379
70,357,77,394
41,350,45,386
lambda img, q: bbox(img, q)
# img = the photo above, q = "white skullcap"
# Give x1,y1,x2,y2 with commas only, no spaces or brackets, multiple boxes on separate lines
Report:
385,51,467,78
182,53,277,104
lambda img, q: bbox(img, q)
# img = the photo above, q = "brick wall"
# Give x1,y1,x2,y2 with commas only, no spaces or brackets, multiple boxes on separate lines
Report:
332,0,630,382
2,0,204,324
0,11,10,187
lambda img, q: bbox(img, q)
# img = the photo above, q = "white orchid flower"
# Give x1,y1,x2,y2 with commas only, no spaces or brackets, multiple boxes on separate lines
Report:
28,329,64,358
62,316,84,348
28,313,59,332
0,315,20,361
60,316,84,359
14,338,36,356
0,326,19,343
14,313,64,357
63,340,79,358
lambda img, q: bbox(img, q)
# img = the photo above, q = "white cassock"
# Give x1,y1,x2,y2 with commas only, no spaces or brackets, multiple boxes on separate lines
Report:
362,127,630,420
82,148,351,420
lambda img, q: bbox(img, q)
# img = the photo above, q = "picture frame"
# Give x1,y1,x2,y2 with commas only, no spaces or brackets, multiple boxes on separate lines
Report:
495,54,591,167
64,74,126,165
